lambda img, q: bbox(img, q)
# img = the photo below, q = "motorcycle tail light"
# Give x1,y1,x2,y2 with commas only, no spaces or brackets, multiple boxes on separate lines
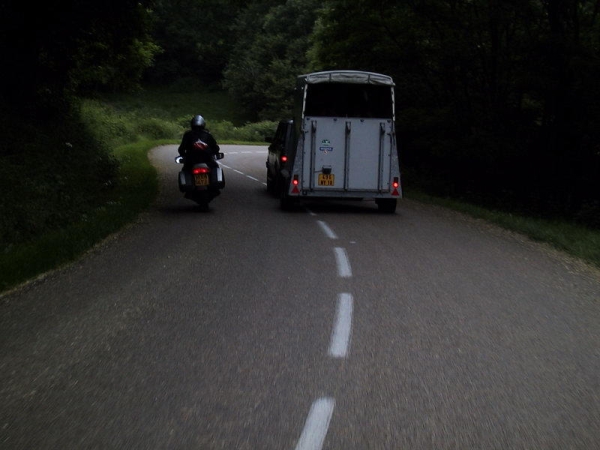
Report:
193,167,210,175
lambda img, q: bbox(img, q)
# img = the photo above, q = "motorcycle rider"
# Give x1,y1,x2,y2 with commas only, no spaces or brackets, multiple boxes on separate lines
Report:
178,115,222,199
178,115,220,171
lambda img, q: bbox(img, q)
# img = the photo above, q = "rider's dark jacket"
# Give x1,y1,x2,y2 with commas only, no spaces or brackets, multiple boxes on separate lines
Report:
178,128,220,170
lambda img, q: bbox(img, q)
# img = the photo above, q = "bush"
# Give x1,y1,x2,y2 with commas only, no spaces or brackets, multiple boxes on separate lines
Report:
208,120,277,142
136,117,181,140
81,99,138,148
0,107,118,248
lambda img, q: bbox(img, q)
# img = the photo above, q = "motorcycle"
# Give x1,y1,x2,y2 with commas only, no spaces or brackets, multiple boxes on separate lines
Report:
176,153,225,210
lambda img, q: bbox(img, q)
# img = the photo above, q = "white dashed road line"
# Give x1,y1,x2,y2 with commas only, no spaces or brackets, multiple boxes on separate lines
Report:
333,247,352,278
329,293,353,358
294,398,336,450
317,221,338,240
222,155,352,448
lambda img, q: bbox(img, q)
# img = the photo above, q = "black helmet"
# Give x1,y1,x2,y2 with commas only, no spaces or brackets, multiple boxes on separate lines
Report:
191,115,206,130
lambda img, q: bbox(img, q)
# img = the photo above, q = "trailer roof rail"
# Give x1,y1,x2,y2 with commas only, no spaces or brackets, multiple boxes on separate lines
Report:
297,70,394,86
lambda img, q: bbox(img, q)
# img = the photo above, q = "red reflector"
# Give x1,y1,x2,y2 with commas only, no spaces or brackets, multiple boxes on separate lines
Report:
281,155,288,163
192,167,210,175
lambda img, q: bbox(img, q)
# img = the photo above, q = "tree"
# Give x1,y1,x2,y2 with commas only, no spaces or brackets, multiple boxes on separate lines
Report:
147,0,242,84
0,0,159,118
223,0,321,120
0,0,160,246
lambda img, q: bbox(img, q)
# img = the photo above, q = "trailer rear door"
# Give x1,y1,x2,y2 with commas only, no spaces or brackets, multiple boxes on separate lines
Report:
303,117,393,193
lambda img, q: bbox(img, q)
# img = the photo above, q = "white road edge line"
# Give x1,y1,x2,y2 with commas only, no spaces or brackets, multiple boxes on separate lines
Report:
294,397,335,450
334,247,352,278
317,221,338,240
329,293,353,358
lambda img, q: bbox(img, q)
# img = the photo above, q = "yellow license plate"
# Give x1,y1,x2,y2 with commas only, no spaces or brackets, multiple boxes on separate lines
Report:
194,174,209,186
318,173,335,186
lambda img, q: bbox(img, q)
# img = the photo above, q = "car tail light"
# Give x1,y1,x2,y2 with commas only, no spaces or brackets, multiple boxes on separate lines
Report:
193,167,210,175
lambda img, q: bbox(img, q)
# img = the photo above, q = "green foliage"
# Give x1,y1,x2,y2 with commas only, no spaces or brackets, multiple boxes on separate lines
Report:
223,0,321,120
82,86,275,145
0,140,158,293
81,99,183,148
107,80,251,125
209,120,278,142
148,0,241,84
0,0,158,118
408,189,600,268
0,108,119,248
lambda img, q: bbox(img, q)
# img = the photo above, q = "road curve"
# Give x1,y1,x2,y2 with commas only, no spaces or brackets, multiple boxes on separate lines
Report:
1,145,599,449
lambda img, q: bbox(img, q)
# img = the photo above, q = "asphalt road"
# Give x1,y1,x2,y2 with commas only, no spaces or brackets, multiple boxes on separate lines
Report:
1,145,599,449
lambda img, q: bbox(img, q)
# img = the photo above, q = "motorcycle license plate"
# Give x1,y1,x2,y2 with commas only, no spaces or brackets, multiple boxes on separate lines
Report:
318,173,335,186
194,174,209,186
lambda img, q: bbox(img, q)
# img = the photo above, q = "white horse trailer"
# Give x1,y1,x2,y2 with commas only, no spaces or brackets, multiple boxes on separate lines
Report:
279,70,401,213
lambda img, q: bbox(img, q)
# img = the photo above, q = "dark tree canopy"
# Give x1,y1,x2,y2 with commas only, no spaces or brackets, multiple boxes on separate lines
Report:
0,0,158,117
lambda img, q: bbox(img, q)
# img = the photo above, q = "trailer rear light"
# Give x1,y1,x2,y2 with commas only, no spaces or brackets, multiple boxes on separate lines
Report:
392,177,400,196
281,155,288,163
291,174,300,194
192,167,210,175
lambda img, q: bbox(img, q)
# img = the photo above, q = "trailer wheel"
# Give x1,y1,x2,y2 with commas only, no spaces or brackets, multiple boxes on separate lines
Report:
377,198,397,214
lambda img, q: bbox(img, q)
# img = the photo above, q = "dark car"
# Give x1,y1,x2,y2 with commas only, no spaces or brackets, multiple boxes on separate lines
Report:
265,119,294,195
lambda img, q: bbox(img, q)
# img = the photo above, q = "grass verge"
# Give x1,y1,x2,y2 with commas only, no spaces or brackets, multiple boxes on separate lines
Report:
407,189,600,269
0,140,162,294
